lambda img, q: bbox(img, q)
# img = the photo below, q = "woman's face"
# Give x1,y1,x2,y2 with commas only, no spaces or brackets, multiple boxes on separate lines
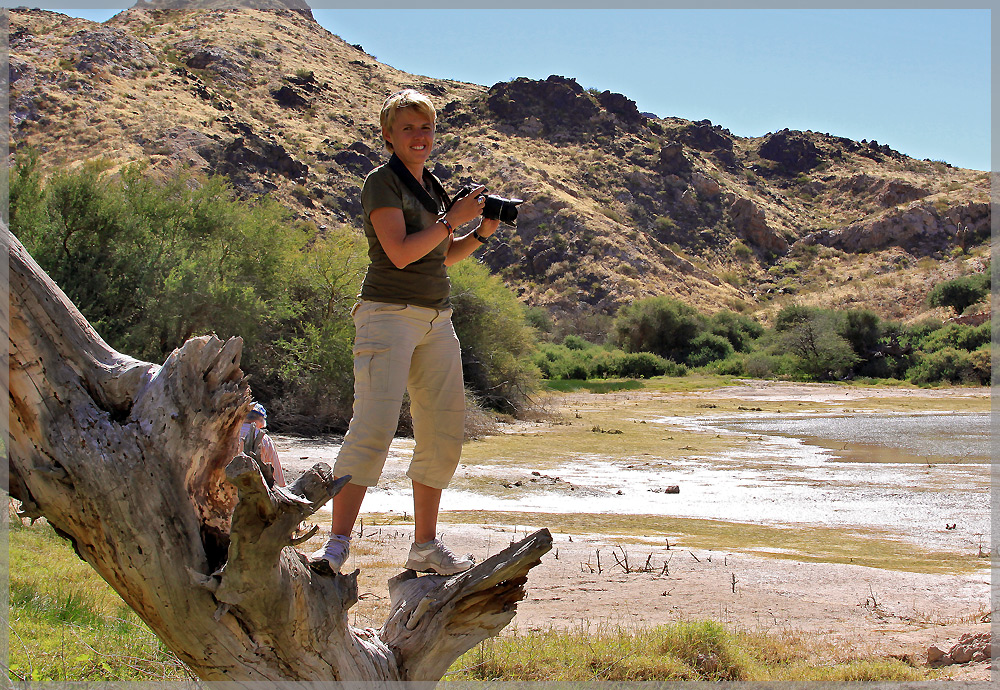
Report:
384,106,434,170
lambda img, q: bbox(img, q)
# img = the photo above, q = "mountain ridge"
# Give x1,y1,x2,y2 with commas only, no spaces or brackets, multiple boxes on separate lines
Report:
9,6,990,330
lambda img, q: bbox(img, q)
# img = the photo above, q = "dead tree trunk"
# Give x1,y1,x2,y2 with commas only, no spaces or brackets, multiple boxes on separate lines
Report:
6,226,551,681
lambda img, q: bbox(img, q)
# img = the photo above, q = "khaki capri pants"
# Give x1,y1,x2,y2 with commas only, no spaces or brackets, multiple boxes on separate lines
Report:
333,300,465,489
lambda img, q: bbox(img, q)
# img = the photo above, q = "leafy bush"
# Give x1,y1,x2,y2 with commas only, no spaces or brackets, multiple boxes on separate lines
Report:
533,342,683,381
707,310,764,352
445,260,540,415
918,322,990,353
838,310,882,358
686,332,734,368
927,273,990,314
597,351,677,378
903,318,944,349
741,353,792,379
533,345,591,380
906,346,990,385
524,306,554,337
612,296,703,361
707,354,748,376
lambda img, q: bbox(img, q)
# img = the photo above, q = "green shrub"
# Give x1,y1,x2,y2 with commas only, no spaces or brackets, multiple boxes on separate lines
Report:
524,306,554,337
919,322,990,353
450,260,540,414
597,351,675,378
904,318,945,348
562,334,590,350
731,240,753,260
742,353,790,378
654,215,678,233
707,310,763,352
927,273,990,314
686,332,734,367
906,346,990,385
709,353,747,376
612,296,704,361
534,342,683,381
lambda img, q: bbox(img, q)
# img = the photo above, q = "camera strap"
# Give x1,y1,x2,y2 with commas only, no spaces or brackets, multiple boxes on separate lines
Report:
387,154,452,215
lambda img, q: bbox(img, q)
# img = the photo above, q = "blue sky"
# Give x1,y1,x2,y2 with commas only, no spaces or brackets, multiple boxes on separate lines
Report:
24,7,992,171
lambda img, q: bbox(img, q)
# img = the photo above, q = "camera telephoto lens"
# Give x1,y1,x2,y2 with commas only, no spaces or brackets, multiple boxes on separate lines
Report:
451,186,523,225
483,195,523,225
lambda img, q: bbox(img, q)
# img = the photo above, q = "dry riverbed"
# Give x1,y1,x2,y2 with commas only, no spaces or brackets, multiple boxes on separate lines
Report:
276,378,993,680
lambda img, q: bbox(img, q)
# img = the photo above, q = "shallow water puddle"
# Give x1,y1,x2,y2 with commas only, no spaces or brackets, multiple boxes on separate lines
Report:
275,408,990,558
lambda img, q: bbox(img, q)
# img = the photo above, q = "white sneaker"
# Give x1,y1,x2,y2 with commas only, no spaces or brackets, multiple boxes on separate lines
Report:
405,538,474,575
309,533,351,573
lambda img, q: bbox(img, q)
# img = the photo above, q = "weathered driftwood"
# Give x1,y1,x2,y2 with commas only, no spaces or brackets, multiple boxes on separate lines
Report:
6,226,551,681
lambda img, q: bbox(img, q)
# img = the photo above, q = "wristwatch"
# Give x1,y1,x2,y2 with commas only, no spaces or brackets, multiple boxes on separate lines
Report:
472,230,490,244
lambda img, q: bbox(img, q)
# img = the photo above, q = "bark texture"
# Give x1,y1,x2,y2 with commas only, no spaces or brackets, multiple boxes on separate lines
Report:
6,227,551,680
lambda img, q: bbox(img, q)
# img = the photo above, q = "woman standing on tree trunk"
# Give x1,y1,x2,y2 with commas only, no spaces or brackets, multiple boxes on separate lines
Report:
311,89,499,575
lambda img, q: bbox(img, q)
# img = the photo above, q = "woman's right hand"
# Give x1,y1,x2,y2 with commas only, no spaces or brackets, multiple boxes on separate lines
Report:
446,185,488,226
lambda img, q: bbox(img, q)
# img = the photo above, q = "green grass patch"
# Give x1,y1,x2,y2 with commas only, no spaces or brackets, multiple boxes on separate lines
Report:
9,518,191,681
544,378,644,393
446,620,927,681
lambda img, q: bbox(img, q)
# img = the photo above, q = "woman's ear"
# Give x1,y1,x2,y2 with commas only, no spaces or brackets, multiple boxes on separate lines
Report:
382,126,393,151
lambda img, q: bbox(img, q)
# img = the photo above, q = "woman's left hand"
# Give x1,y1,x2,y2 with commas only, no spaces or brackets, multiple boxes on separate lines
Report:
477,217,500,238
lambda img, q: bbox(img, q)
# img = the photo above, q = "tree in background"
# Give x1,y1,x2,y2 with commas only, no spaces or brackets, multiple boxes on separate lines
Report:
772,305,858,381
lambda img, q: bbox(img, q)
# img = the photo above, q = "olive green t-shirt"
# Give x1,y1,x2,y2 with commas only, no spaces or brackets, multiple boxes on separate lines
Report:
359,164,451,310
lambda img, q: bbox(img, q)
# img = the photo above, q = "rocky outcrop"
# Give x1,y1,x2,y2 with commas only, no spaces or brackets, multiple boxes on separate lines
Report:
877,180,929,207
272,84,310,108
657,142,691,177
198,118,308,194
487,75,598,127
838,174,930,207
137,126,218,168
68,28,159,78
928,632,991,666
327,141,379,178
798,201,989,255
484,75,645,140
728,196,788,255
594,89,645,128
271,71,327,109
691,172,721,199
758,130,820,172
680,120,734,153
176,39,252,86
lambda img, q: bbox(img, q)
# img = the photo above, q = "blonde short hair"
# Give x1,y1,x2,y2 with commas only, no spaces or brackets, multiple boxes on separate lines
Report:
380,89,436,152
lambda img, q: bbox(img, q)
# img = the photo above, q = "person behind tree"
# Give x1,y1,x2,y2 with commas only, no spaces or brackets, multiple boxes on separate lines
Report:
240,402,286,487
310,88,499,575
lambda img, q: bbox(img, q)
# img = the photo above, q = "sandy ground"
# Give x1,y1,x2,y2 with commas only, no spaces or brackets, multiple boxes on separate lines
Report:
285,381,994,681
301,521,991,682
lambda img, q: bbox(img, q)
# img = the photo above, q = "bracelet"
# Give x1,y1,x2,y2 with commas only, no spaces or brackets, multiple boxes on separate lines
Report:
472,230,490,244
438,214,454,234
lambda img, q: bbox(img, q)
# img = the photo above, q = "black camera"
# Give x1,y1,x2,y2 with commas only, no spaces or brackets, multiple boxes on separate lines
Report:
452,186,523,225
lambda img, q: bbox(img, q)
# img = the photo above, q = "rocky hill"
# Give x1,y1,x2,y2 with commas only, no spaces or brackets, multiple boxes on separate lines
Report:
9,4,991,331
